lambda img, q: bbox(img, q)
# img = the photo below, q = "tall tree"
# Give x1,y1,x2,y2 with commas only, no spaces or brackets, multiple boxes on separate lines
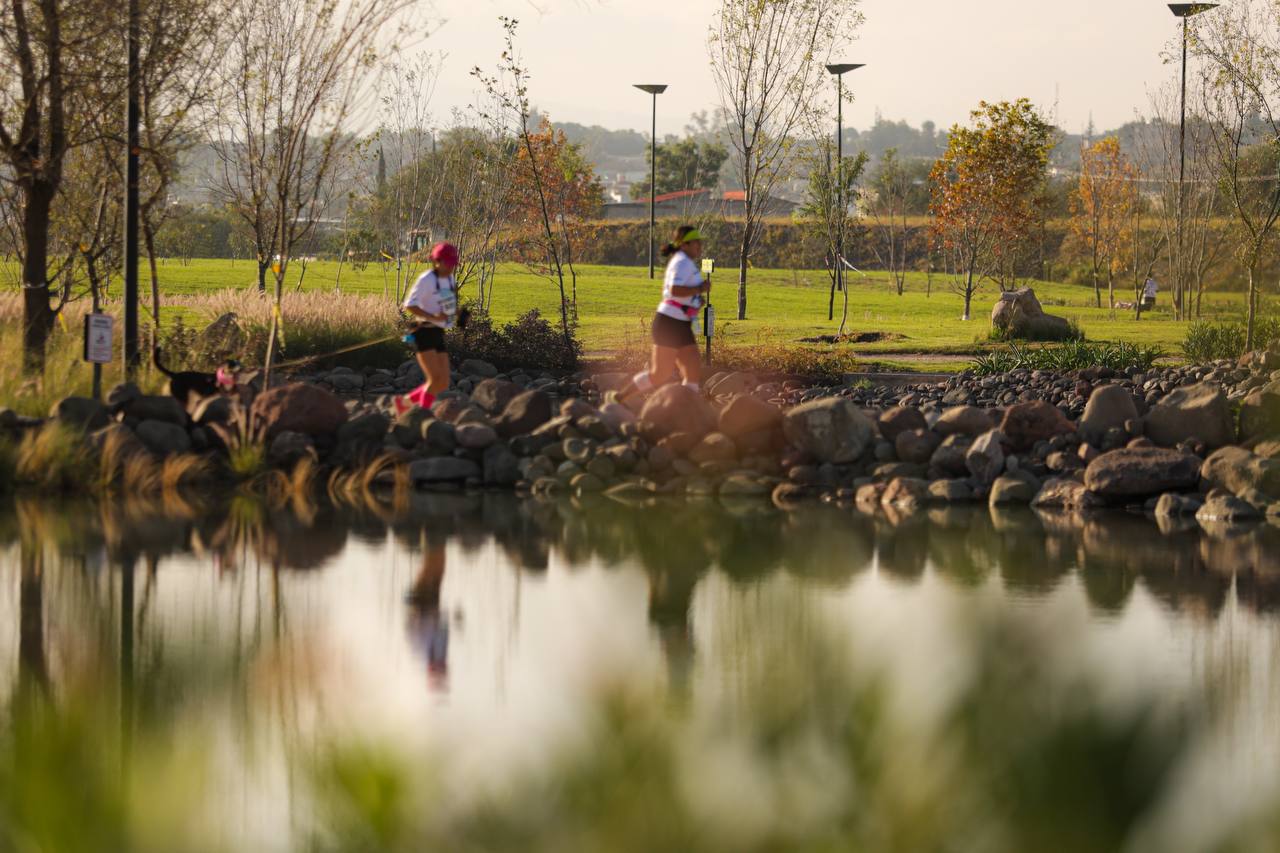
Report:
210,0,414,376
709,0,862,320
1068,137,1137,310
0,0,115,368
930,100,1054,320
797,137,866,325
1193,0,1280,349
630,138,728,199
867,147,912,296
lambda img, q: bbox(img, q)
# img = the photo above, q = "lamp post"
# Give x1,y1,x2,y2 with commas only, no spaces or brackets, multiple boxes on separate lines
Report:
825,64,864,298
1168,3,1217,320
634,84,667,278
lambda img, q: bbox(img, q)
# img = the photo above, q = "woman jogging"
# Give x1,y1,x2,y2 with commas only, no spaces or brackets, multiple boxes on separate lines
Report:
612,225,709,405
396,242,460,415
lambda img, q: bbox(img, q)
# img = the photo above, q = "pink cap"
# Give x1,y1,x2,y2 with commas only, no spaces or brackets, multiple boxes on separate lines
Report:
430,242,459,266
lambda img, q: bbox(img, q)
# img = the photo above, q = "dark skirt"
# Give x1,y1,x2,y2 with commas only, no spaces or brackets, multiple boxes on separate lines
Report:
409,325,447,353
652,312,696,348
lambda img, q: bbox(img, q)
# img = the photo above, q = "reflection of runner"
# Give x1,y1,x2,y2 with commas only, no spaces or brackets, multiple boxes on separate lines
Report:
406,541,449,690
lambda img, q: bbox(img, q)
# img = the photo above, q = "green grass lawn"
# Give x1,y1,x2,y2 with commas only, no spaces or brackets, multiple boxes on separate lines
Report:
113,258,1268,371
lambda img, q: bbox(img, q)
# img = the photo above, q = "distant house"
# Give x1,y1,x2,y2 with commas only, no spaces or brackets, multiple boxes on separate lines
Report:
602,188,798,221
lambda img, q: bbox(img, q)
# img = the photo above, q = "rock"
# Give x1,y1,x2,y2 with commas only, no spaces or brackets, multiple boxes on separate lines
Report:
598,402,638,434
999,400,1074,451
190,395,233,427
930,434,973,478
927,479,974,502
688,433,738,465
707,371,756,397
325,372,364,393
196,313,245,360
337,411,390,445
1032,479,1101,510
268,430,315,467
990,287,1073,339
782,397,876,464
718,394,782,439
251,383,348,439
1155,492,1204,518
472,378,523,415
965,429,1006,485
1239,380,1280,442
895,428,941,465
855,483,888,513
719,474,769,497
483,443,521,486
1196,491,1262,524
881,477,929,512
88,423,148,460
591,372,631,393
1255,439,1280,460
135,419,192,455
989,475,1038,506
560,398,598,421
1079,385,1139,444
495,390,553,439
571,472,605,493
1143,382,1234,449
105,383,142,413
459,359,499,378
1200,446,1280,499
772,482,816,507
585,456,616,480
456,422,498,450
639,384,717,438
935,406,994,437
409,457,481,483
1083,447,1202,499
50,396,109,431
878,407,928,441
123,394,193,427
421,419,457,454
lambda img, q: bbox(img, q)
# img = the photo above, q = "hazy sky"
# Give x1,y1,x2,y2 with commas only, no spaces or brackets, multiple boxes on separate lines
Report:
422,0,1193,135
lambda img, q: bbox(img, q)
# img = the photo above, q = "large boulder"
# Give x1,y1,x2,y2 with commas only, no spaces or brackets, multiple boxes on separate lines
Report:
782,397,876,464
337,411,390,445
895,428,941,465
999,400,1075,451
50,396,109,431
1083,447,1202,499
1032,479,1102,510
706,371,756,397
268,431,315,467
966,429,1006,485
196,313,245,361
639,384,717,438
1079,385,1139,444
990,287,1073,339
251,383,348,439
934,406,994,437
494,390,553,438
1239,380,1280,442
1200,446,1280,499
408,457,481,483
123,394,188,427
718,394,782,439
471,378,523,416
135,419,192,455
1143,382,1234,449
459,359,498,378
878,407,928,441
482,443,521,486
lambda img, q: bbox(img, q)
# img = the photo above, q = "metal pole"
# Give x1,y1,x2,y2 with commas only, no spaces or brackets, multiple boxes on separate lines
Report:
836,74,844,294
649,92,657,279
124,0,140,375
1176,15,1188,321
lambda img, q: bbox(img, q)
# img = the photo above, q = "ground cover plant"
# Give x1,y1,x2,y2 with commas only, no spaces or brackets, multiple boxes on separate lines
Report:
1183,316,1280,362
970,340,1166,376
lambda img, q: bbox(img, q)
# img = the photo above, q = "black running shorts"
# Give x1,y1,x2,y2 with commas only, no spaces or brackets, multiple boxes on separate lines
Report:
410,326,447,353
652,312,697,348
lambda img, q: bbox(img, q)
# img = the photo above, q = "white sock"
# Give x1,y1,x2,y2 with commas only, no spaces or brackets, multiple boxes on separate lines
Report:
632,371,653,392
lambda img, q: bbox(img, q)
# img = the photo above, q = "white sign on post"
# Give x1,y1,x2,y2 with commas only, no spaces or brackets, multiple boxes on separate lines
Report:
84,313,114,364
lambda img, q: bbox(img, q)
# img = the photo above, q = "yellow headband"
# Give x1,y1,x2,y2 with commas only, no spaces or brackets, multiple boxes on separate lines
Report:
680,230,703,244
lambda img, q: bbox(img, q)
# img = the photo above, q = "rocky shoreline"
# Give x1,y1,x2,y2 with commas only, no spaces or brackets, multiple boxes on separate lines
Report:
7,347,1280,537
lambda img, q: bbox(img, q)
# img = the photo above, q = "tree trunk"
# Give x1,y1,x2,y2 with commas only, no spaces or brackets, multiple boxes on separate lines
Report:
144,220,162,358
21,184,56,372
737,230,749,321
1246,263,1257,352
1106,269,1114,313
962,266,975,321
19,543,48,698
827,261,836,322
257,259,269,293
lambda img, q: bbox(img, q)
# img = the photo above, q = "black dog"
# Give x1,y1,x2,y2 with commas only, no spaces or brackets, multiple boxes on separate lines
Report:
153,347,241,406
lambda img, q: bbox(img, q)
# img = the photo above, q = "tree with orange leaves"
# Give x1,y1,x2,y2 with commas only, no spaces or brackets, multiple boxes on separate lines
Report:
930,100,1055,320
1069,137,1137,311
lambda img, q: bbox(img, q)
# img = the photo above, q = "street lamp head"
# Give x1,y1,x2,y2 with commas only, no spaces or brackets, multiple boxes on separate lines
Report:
826,63,865,76
1168,3,1218,18
633,84,668,95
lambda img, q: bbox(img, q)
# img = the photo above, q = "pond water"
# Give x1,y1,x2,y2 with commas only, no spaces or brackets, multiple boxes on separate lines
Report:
2,493,1279,851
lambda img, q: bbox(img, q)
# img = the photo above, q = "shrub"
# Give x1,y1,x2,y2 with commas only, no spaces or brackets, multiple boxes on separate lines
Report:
1183,317,1280,362
972,340,1164,376
447,305,581,373
988,317,1084,344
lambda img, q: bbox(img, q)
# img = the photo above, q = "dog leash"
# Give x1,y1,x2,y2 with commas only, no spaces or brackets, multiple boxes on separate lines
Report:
271,333,402,370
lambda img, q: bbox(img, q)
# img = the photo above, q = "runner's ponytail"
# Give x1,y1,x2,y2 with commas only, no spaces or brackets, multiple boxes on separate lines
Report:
660,224,700,259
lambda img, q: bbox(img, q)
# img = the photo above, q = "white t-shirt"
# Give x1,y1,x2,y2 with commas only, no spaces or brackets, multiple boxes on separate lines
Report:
1143,278,1158,299
404,270,458,329
657,250,704,321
